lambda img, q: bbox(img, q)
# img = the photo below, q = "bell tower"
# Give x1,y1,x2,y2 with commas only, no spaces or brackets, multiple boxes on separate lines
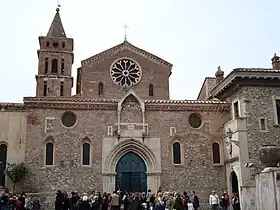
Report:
36,7,74,97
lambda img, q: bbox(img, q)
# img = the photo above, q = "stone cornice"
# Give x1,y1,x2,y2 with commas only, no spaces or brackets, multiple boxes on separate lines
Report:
211,68,280,99
81,41,173,69
23,97,230,111
0,103,26,112
37,49,73,55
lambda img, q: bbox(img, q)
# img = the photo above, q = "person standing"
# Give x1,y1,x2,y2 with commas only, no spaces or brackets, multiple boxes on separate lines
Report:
111,191,120,210
191,191,199,210
220,191,230,210
209,191,219,210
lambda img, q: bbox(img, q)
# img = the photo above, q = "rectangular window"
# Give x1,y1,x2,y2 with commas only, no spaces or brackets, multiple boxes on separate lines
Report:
43,81,47,96
44,58,49,74
82,143,90,166
45,142,54,165
107,126,113,136
259,118,267,131
60,82,64,96
61,59,65,74
276,100,280,124
170,127,176,136
233,101,239,117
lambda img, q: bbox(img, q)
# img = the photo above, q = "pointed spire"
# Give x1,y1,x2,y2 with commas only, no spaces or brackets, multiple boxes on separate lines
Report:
47,7,66,37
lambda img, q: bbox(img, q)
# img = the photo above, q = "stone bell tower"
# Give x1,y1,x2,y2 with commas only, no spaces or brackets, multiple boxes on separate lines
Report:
35,7,74,97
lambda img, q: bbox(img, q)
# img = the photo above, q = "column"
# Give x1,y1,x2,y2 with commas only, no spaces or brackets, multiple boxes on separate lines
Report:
147,172,161,193
102,172,116,193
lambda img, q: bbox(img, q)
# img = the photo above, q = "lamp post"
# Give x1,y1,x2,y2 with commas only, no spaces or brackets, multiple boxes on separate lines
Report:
226,128,239,156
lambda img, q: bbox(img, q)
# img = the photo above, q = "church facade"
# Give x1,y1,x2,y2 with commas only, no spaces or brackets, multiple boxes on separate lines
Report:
2,7,280,209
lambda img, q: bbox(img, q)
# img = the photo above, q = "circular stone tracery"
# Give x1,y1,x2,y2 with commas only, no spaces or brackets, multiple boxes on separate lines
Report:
110,58,142,87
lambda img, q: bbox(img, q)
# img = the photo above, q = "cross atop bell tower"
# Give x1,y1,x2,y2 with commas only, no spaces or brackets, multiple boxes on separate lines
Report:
36,6,74,97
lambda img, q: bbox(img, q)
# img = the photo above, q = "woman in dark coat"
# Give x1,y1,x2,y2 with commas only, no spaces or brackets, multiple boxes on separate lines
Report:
102,193,109,210
174,194,183,210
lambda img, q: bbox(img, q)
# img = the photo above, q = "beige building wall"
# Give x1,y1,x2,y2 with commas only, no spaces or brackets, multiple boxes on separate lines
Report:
0,111,26,189
0,111,26,163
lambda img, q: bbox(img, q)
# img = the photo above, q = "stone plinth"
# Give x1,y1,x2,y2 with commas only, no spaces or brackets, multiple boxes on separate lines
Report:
256,167,280,210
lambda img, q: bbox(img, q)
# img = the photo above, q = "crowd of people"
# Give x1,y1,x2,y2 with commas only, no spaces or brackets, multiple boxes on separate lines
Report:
209,190,240,210
0,188,41,210
54,188,241,210
0,187,240,210
54,188,200,210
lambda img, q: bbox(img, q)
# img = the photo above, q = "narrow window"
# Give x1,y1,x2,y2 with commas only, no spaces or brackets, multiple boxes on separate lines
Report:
62,42,66,48
276,100,280,124
149,84,154,96
60,82,64,96
44,58,49,74
212,143,221,164
98,82,104,95
61,59,65,74
46,42,50,47
51,59,58,74
173,142,181,164
45,142,54,165
259,118,267,131
82,143,90,166
43,81,47,96
233,101,239,117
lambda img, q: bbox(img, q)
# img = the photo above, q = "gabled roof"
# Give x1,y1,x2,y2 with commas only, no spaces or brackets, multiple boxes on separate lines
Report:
47,8,66,37
81,40,173,68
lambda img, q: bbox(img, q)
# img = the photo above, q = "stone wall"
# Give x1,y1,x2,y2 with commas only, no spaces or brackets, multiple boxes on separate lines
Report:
0,110,26,190
239,87,280,174
24,102,230,209
80,49,171,100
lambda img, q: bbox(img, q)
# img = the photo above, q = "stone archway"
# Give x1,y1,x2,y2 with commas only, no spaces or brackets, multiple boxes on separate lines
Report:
116,152,147,193
102,139,161,193
0,144,7,187
231,171,239,194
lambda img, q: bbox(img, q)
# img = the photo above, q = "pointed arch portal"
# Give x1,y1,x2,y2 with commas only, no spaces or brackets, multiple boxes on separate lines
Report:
0,144,7,187
102,138,161,193
116,152,147,193
231,171,239,194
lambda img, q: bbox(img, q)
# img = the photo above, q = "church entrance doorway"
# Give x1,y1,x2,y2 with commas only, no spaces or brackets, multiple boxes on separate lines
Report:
231,171,239,194
0,144,7,187
116,152,147,193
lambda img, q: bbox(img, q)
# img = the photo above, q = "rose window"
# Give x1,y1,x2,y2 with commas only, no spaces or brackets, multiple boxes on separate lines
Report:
110,58,142,87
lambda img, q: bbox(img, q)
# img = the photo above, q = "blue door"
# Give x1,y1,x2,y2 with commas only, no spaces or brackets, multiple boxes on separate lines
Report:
116,152,147,193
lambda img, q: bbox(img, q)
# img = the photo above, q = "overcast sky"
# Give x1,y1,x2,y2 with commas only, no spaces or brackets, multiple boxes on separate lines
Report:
1,0,280,102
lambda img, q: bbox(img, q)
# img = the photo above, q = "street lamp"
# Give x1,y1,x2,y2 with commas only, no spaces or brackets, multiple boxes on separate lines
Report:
226,128,240,156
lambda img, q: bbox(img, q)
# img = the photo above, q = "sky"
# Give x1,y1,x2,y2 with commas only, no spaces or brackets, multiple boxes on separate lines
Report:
1,0,280,102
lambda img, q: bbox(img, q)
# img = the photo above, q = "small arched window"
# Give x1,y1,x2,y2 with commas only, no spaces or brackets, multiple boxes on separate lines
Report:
212,142,221,164
45,142,54,165
82,142,91,166
149,84,154,96
51,59,58,74
173,142,181,164
98,82,104,95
